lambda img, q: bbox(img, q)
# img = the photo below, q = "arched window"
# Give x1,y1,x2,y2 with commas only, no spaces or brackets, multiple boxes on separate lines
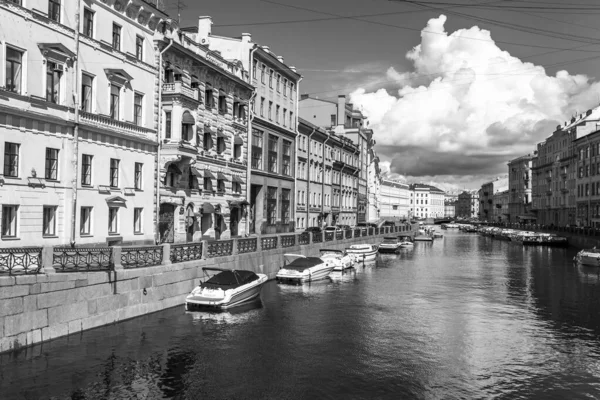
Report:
181,111,195,142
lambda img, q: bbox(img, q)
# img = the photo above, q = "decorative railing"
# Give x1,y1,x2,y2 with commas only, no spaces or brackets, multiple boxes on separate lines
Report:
345,229,353,239
206,240,233,258
298,232,310,245
121,246,163,268
336,231,344,240
354,229,361,237
162,81,199,101
0,248,42,275
79,111,156,141
237,238,257,254
261,236,278,250
281,235,296,248
170,242,203,263
313,232,323,243
53,247,113,272
325,231,334,242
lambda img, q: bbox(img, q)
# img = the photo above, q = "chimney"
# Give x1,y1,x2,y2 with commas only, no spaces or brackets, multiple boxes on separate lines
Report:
300,94,309,100
289,66,297,73
277,55,284,63
337,95,346,127
262,46,270,53
198,16,212,41
241,33,252,43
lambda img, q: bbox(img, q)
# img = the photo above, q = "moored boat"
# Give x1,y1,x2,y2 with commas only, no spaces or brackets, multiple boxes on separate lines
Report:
379,237,402,253
398,236,415,247
276,254,335,283
346,244,379,262
185,268,268,310
319,249,355,271
575,248,600,266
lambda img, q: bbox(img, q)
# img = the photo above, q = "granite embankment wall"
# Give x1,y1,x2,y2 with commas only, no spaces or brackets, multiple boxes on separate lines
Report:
0,229,406,354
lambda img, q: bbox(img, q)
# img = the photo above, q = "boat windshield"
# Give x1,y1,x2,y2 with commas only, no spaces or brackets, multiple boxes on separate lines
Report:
284,257,324,271
202,270,259,290
382,238,398,244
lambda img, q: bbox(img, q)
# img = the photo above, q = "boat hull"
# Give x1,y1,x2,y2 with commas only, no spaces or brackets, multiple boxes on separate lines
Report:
347,249,378,262
276,264,335,283
378,244,400,253
577,254,600,267
185,275,268,310
414,237,434,242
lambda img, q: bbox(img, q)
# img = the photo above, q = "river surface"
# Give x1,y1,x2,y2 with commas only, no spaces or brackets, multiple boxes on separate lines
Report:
3,231,600,399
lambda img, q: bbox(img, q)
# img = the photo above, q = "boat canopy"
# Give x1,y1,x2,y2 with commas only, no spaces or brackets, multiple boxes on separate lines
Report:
201,269,259,289
348,244,374,250
284,257,324,271
319,249,343,254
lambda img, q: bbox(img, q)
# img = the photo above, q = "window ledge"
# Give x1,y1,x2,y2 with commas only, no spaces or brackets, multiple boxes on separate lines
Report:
134,232,144,235
43,235,59,239
108,233,121,236
1,237,20,241
80,234,93,238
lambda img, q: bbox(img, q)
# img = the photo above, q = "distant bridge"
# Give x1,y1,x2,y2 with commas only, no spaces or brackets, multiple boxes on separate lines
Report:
433,218,452,225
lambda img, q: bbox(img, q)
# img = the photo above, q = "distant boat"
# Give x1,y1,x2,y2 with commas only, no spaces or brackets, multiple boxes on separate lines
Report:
319,249,355,271
276,254,335,284
346,244,379,262
575,249,600,266
378,237,402,253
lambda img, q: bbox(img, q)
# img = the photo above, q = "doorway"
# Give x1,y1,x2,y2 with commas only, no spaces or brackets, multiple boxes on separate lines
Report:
159,204,175,243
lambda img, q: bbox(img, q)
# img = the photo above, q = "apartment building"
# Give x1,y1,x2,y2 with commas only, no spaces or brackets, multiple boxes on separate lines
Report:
478,176,508,222
493,190,510,222
155,23,254,243
0,0,167,247
456,191,479,219
410,184,445,219
507,154,534,223
380,179,410,219
367,146,382,223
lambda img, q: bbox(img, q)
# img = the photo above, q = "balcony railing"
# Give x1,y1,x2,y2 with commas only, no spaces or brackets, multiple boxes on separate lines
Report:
162,82,199,101
80,111,156,141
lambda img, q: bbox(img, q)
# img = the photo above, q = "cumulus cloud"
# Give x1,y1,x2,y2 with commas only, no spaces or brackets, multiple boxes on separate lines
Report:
350,15,600,187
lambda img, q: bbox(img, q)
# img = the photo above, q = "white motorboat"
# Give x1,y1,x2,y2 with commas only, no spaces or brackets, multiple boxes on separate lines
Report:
574,249,600,266
378,237,401,253
276,254,335,283
319,249,355,271
185,268,268,310
398,236,414,247
346,244,379,262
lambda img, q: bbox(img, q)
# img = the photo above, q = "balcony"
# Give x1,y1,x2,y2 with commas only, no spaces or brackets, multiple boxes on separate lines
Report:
79,111,156,141
162,82,199,102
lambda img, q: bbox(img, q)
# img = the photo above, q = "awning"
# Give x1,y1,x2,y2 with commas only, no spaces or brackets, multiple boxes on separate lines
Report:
203,169,216,179
216,130,227,138
232,175,244,183
234,135,243,145
202,203,215,213
168,164,183,175
182,111,195,124
229,200,250,208
217,172,229,181
190,167,201,177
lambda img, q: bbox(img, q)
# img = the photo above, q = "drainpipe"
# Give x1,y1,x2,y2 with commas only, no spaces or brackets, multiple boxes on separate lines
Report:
306,127,316,227
155,35,174,244
69,1,81,247
339,163,346,226
294,76,303,230
246,45,258,235
353,148,360,225
321,134,331,226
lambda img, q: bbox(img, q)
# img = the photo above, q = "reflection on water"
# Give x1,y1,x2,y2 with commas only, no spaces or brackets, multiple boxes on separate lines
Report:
3,231,600,399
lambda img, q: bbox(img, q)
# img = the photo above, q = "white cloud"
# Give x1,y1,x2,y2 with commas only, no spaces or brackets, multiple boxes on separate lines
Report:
350,15,600,179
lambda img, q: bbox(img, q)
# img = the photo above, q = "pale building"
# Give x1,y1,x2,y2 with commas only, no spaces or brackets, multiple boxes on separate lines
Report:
367,148,382,223
0,0,167,247
444,201,456,218
380,179,409,219
479,176,508,222
508,154,534,223
409,184,445,219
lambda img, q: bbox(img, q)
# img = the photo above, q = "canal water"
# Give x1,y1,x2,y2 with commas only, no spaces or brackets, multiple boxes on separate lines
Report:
3,231,600,399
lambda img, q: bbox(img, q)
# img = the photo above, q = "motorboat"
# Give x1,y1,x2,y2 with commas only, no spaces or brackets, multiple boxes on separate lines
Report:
346,244,379,262
433,232,444,238
442,223,459,229
378,237,402,253
276,254,335,283
185,268,268,310
414,235,434,242
398,236,414,247
575,248,600,266
522,233,568,247
319,249,355,271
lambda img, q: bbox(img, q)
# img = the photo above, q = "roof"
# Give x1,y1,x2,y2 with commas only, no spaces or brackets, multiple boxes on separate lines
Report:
409,183,445,194
284,257,324,271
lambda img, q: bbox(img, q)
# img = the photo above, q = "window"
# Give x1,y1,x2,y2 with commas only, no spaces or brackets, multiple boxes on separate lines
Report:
108,207,119,234
134,208,143,233
134,162,143,190
290,112,294,129
282,140,291,176
269,69,273,88
48,0,61,22
260,97,265,117
331,114,337,126
2,205,18,238
110,84,120,119
46,62,61,104
81,73,93,112
43,206,57,237
217,177,225,193
251,129,263,169
134,93,143,125
281,189,290,224
218,90,227,114
81,154,92,185
135,35,143,61
181,122,193,142
3,142,20,177
267,186,277,225
80,207,92,235
112,24,121,51
5,47,23,94
252,59,257,79
268,101,273,120
283,78,288,96
232,180,242,194
276,74,281,92
203,131,212,151
203,177,213,192
216,136,226,154
205,84,213,108
45,148,59,180
276,105,280,124
283,109,287,127
233,139,242,160
260,64,265,83
83,8,94,37
165,111,172,139
268,134,278,173
109,158,119,187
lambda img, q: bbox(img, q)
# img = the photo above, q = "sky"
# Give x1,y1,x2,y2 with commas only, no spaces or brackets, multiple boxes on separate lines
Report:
168,0,600,191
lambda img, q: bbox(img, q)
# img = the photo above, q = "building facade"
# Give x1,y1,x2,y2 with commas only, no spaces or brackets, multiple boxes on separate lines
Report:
493,190,510,222
367,147,382,223
479,176,508,222
0,0,167,247
156,24,254,243
380,179,409,219
444,200,456,218
409,184,445,219
508,154,534,223
456,191,479,219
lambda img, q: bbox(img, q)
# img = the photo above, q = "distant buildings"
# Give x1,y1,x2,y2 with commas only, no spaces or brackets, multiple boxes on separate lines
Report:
380,179,410,219
507,154,534,223
478,176,508,222
457,191,479,219
409,184,445,219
